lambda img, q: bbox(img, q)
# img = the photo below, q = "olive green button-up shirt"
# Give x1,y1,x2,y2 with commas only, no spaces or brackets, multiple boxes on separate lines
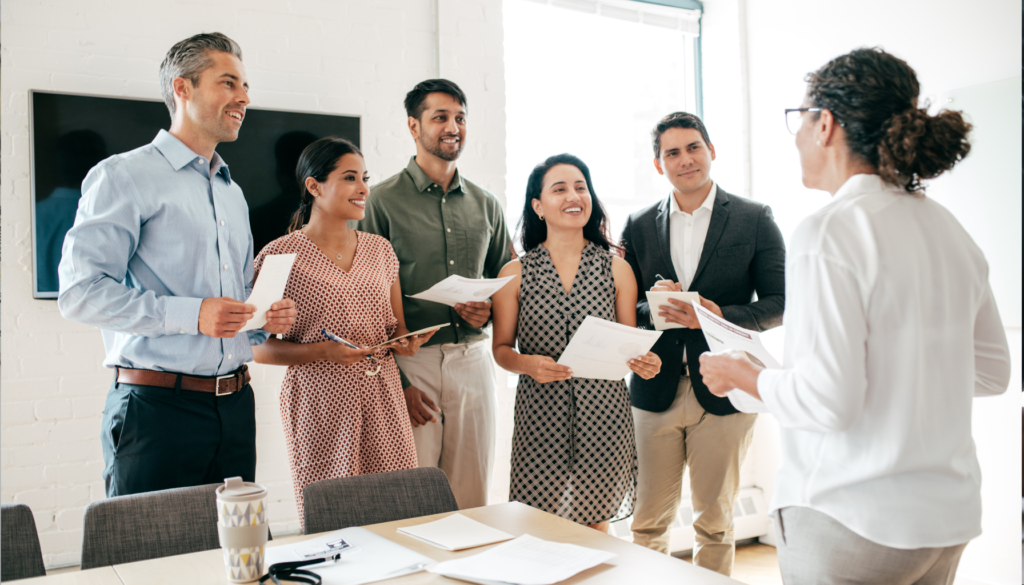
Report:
359,157,512,349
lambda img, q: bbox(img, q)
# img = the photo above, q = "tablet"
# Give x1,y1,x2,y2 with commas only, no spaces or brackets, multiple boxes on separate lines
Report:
367,323,450,351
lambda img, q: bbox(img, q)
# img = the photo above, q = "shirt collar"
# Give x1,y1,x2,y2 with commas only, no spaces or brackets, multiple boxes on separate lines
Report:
405,156,464,194
152,129,232,183
669,181,717,215
833,174,891,201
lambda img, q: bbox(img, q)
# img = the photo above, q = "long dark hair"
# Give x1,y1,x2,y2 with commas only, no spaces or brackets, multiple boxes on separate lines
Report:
516,153,619,254
806,47,971,194
287,137,362,233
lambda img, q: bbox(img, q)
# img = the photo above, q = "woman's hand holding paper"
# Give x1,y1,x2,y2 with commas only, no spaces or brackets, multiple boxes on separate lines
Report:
525,355,573,384
628,351,662,380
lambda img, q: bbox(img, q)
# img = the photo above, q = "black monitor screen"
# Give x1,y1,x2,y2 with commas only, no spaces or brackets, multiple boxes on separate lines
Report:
30,90,360,298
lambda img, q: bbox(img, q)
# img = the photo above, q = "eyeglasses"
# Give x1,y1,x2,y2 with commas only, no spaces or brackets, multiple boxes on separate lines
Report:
784,108,822,135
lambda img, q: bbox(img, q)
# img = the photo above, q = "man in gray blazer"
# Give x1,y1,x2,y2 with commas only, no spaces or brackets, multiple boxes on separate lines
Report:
620,112,785,576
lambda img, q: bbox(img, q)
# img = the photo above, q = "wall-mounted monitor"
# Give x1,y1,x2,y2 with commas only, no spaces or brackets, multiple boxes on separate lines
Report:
29,90,360,299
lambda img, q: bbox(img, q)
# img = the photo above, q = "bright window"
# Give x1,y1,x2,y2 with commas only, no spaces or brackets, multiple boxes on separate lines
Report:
503,0,702,246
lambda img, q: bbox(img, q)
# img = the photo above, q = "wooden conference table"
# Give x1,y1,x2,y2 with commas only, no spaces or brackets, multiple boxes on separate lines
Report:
23,502,744,584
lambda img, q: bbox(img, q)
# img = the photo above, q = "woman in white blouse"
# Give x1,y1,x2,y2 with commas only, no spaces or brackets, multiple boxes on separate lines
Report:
699,48,1011,584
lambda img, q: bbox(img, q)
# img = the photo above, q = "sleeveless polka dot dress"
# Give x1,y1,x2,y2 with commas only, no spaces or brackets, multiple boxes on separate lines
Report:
254,231,416,528
509,242,637,525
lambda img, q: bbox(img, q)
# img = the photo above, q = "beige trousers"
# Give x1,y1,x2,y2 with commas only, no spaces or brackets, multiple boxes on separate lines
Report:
395,340,496,509
631,376,756,576
775,506,967,585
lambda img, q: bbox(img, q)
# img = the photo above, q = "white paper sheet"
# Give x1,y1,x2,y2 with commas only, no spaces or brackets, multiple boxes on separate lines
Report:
397,513,514,551
240,253,297,332
408,274,516,307
556,316,662,381
428,534,615,585
645,291,700,330
264,527,433,585
365,323,450,351
690,300,779,413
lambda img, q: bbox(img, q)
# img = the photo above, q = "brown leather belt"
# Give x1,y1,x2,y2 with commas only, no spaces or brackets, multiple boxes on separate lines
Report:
116,365,250,396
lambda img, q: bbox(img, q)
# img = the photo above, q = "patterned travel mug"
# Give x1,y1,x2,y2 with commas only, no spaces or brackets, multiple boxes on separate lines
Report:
216,477,269,582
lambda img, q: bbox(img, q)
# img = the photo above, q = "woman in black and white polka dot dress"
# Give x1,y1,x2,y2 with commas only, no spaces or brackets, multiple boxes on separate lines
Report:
492,154,661,532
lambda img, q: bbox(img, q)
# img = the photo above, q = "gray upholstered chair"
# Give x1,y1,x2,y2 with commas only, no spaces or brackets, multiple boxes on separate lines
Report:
1,503,47,581
302,468,459,534
80,483,223,569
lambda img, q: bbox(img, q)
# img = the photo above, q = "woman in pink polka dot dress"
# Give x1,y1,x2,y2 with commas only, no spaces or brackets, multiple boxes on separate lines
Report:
253,138,435,528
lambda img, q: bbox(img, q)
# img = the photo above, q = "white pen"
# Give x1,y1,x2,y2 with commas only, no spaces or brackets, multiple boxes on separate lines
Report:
322,329,371,356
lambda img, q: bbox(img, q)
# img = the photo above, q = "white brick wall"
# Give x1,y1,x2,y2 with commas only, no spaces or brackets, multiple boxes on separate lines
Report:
0,0,507,568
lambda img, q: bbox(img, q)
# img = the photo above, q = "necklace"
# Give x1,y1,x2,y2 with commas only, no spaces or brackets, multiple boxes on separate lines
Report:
308,228,353,261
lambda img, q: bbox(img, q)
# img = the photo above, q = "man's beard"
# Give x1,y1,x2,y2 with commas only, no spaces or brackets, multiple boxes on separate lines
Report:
422,134,464,161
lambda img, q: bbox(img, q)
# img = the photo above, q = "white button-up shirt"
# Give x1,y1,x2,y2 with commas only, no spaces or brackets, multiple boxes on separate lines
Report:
746,174,1010,549
669,182,717,291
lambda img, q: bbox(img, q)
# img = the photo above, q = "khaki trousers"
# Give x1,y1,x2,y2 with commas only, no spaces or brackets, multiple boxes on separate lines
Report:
395,340,496,509
631,376,756,576
775,506,967,585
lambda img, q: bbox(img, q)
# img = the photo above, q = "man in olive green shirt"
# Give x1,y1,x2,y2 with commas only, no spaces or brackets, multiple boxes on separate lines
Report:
359,79,511,508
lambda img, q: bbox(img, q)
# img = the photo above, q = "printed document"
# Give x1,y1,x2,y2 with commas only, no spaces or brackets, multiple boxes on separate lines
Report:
645,291,700,330
428,534,615,585
264,526,432,585
397,512,514,551
690,300,778,413
409,274,516,307
557,316,662,381
241,253,296,332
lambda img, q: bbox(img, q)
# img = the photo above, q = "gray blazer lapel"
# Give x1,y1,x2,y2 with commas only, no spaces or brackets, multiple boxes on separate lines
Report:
689,188,730,289
655,197,679,282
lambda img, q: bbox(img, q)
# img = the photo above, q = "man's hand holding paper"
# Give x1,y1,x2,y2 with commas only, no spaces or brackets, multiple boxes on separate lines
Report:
649,280,723,329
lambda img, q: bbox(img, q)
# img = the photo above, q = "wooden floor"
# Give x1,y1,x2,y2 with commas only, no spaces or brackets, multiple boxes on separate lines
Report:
675,542,783,585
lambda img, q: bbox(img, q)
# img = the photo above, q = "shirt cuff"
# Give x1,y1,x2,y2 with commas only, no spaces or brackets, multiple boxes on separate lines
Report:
247,330,271,346
165,296,204,336
756,367,784,411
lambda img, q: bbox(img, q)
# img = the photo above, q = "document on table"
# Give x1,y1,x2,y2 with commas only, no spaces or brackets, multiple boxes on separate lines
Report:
263,526,433,585
556,316,662,381
690,300,779,413
645,290,700,330
408,274,516,307
397,512,514,551
428,534,615,585
240,253,297,332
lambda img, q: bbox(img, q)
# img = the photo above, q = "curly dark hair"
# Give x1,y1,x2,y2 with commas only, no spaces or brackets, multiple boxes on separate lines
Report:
806,47,972,194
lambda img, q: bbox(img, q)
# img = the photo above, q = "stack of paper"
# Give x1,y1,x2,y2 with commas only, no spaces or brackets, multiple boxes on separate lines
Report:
241,253,297,332
409,274,516,307
428,534,615,585
556,316,662,380
645,290,699,330
690,300,780,414
263,526,433,585
397,513,514,551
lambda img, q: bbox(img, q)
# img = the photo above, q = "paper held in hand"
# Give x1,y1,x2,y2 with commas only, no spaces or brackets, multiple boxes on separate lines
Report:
365,324,450,351
556,316,662,381
240,253,296,332
408,274,516,307
645,290,700,330
428,534,615,585
690,300,779,413
397,513,514,551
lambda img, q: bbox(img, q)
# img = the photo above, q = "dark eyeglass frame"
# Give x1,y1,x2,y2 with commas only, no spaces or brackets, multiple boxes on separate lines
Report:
784,108,823,134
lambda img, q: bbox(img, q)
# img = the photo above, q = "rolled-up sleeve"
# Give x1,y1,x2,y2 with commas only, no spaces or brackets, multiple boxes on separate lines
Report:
57,161,203,336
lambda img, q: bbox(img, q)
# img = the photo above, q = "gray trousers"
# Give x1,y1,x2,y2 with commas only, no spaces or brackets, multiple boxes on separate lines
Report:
775,506,967,585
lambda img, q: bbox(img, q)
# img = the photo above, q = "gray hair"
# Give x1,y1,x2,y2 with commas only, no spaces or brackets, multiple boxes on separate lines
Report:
158,32,243,119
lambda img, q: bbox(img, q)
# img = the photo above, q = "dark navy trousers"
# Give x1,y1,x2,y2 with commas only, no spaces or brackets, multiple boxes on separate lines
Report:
100,379,257,497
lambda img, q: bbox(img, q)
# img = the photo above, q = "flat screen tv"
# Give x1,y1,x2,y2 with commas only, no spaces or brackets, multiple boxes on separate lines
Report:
29,90,360,299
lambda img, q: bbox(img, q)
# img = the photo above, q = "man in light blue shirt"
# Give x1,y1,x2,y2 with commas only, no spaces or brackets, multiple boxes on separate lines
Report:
58,33,296,497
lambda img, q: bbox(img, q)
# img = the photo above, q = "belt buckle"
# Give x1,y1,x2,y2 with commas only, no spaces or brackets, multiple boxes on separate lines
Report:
214,373,235,397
